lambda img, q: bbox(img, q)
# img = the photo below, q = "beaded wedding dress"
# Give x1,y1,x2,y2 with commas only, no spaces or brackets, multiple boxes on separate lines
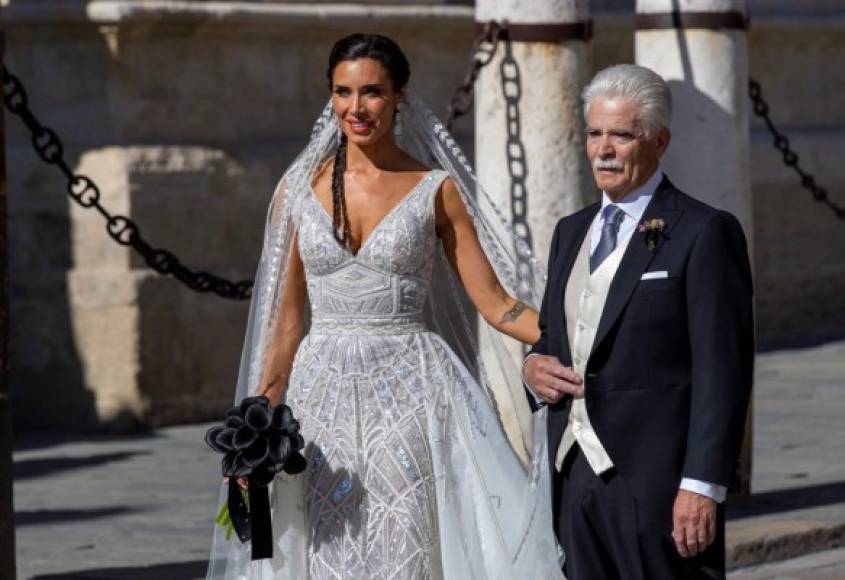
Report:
206,97,563,580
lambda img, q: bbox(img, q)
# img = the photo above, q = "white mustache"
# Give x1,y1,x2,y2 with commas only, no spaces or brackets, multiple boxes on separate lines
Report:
594,159,624,171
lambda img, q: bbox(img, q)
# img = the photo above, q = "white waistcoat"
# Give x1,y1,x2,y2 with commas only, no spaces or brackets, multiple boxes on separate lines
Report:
554,225,635,474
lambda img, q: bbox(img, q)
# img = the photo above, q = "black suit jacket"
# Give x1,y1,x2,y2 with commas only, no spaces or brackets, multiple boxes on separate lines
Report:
529,176,754,525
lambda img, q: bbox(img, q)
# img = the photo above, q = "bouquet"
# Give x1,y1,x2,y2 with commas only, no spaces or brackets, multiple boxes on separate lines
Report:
205,396,307,560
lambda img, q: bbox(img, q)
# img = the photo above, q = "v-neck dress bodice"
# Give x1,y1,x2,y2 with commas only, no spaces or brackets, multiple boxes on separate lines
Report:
296,170,444,335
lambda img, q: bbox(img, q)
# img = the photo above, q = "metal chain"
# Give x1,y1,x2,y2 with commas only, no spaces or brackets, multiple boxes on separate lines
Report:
749,78,845,221
0,63,253,300
446,21,501,132
498,29,534,294
447,21,535,298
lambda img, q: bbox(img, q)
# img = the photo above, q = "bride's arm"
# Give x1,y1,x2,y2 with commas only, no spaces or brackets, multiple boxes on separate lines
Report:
435,178,540,345
258,233,308,405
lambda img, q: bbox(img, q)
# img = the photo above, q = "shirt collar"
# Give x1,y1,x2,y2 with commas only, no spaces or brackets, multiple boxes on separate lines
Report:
600,167,664,223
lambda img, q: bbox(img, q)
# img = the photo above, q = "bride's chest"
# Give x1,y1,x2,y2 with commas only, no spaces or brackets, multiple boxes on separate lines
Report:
296,189,438,277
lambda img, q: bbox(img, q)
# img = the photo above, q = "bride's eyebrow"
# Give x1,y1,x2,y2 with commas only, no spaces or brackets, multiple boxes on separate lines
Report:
332,83,385,92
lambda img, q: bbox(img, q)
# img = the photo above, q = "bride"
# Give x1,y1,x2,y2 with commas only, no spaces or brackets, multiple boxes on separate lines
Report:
207,33,563,580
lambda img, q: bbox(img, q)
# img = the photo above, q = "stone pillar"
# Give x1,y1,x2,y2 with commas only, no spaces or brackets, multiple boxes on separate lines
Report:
474,0,594,461
635,0,753,493
476,0,595,266
635,0,752,239
0,24,18,580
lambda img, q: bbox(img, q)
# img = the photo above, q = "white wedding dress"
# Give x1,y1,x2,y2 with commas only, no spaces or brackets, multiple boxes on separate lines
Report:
206,96,563,580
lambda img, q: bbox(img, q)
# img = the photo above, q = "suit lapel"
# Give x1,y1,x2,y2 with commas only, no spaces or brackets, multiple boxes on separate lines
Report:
590,177,683,357
554,205,599,365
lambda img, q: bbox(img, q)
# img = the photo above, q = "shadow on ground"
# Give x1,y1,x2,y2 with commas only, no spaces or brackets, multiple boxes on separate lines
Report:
30,560,207,580
14,451,149,480
728,480,845,519
15,506,137,527
13,429,160,453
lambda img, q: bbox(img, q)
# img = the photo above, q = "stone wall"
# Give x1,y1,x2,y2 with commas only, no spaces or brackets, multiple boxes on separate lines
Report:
4,0,843,430
3,1,475,430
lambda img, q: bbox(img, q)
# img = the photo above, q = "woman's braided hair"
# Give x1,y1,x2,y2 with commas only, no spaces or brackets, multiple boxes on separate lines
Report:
326,34,410,247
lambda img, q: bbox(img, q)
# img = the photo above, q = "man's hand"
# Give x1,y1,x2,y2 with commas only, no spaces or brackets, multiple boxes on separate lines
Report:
523,355,584,404
672,489,717,558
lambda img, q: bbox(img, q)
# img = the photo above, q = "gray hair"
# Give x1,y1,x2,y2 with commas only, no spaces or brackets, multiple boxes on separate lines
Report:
582,64,672,138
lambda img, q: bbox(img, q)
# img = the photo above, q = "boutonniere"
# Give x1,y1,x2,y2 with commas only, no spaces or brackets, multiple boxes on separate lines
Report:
638,218,666,251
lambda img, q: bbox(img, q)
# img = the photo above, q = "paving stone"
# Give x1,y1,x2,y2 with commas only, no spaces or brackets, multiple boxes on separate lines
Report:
12,341,845,577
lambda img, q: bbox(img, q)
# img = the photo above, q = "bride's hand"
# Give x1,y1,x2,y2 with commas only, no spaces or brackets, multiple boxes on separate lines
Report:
222,477,249,490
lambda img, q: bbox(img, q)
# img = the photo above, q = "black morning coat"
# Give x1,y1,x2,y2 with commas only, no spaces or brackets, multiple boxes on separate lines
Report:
528,176,755,532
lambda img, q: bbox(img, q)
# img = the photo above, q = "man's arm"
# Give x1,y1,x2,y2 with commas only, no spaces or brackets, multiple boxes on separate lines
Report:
682,210,754,486
522,220,585,410
522,222,562,411
673,210,753,558
527,221,563,360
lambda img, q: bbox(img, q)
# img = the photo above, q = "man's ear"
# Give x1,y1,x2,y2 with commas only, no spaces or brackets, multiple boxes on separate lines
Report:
656,127,671,156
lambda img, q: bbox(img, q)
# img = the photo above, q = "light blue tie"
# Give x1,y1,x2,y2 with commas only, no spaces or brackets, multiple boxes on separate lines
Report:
590,205,625,273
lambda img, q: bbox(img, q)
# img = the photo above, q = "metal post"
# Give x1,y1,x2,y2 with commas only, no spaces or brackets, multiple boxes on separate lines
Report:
635,0,753,495
0,22,17,580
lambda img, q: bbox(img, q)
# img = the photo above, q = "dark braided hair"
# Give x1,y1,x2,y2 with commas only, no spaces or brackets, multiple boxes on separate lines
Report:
331,133,352,246
326,34,411,247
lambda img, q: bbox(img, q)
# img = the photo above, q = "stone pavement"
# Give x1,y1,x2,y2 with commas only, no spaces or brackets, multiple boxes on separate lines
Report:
729,547,845,580
725,341,845,569
11,340,845,579
13,425,217,579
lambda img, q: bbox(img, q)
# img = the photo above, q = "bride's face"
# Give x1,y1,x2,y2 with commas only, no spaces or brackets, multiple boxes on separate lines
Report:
331,58,404,146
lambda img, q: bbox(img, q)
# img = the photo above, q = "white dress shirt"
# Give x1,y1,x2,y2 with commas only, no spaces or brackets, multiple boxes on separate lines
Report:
590,167,663,255
525,167,727,503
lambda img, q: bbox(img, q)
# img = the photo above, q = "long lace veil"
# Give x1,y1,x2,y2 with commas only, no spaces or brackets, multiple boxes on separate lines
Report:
207,94,556,578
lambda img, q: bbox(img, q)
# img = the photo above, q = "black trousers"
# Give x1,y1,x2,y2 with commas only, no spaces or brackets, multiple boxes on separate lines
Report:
554,446,725,580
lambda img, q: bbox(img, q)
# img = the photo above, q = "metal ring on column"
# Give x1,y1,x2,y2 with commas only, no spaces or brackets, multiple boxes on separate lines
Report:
474,21,594,42
635,11,748,31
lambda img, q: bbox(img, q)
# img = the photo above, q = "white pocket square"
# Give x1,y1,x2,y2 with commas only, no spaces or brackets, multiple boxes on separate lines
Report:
641,271,669,280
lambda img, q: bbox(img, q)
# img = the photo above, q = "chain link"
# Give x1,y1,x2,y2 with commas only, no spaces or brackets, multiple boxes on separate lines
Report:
498,29,534,295
1,63,253,300
749,78,845,221
446,21,501,132
447,22,535,299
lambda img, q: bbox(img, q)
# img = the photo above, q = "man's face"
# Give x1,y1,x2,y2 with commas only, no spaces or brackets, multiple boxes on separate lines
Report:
585,96,670,201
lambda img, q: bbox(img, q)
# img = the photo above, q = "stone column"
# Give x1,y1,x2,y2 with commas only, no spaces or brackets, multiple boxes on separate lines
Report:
635,0,753,493
635,0,752,239
474,0,594,461
476,0,595,266
0,24,18,580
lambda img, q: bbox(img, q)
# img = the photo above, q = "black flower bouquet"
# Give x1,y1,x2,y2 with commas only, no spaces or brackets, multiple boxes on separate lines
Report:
205,395,307,560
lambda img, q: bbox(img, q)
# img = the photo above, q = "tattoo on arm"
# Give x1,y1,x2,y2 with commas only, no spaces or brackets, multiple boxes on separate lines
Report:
499,301,527,324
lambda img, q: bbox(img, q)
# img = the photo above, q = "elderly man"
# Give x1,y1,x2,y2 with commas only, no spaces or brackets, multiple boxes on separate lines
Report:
524,64,754,579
